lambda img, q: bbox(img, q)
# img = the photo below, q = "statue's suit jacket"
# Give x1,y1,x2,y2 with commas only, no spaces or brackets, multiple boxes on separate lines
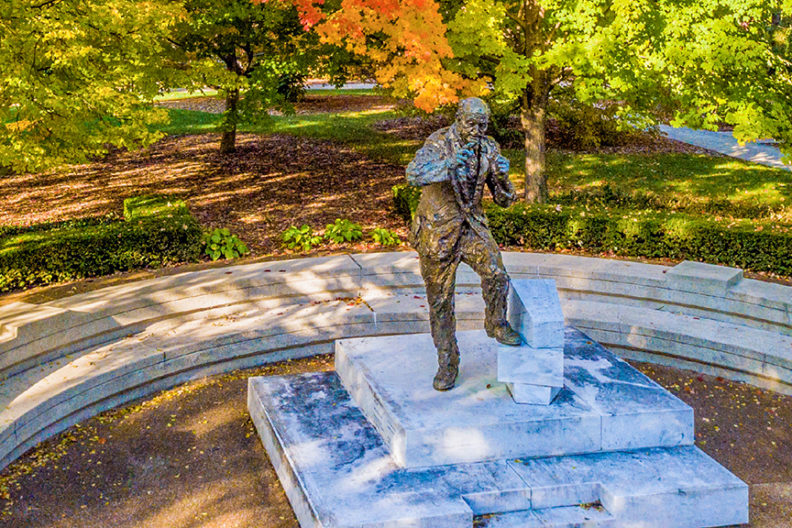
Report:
406,123,517,261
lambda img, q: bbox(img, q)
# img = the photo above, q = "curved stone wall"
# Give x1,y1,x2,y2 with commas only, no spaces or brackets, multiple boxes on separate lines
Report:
0,251,790,471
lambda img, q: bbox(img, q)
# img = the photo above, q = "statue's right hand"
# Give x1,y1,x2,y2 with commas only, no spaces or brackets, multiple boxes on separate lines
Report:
455,148,474,167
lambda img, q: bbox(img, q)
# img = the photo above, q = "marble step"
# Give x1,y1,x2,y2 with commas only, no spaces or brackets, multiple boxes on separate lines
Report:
0,255,364,376
476,505,615,528
336,328,693,468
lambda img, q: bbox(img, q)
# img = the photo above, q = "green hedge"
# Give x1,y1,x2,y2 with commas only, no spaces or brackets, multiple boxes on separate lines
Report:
551,183,782,219
0,195,203,293
393,184,792,276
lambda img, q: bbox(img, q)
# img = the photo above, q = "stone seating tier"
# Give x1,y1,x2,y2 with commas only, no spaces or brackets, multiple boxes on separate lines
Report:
0,252,790,471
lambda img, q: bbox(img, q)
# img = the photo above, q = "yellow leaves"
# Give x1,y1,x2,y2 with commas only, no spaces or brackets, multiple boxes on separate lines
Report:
313,0,463,112
4,120,35,132
267,0,495,111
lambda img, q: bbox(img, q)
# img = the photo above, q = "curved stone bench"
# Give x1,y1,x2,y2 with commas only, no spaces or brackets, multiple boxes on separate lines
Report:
0,251,790,471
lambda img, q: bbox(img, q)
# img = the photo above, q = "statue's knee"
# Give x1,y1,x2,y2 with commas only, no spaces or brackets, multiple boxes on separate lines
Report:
489,266,508,285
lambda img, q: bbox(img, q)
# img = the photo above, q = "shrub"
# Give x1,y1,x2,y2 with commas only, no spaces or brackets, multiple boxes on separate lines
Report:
204,228,250,261
0,195,203,293
282,225,322,251
393,184,422,223
487,204,792,275
370,227,401,246
324,218,363,243
391,183,792,276
547,90,639,150
553,183,781,219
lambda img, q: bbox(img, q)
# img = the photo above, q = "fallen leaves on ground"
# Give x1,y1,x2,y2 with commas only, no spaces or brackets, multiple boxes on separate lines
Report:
0,133,408,257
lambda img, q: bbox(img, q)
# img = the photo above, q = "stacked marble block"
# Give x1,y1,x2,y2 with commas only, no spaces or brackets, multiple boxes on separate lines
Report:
500,279,565,405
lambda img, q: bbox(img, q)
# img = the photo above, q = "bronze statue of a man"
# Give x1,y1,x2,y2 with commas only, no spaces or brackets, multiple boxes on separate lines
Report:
407,97,521,391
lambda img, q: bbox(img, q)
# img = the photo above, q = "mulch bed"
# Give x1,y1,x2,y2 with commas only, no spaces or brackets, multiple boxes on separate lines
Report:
0,133,408,256
2,355,790,527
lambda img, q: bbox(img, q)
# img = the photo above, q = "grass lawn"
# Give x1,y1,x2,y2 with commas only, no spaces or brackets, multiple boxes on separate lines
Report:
156,108,223,136
3,92,788,295
154,88,220,102
157,106,792,226
155,87,377,102
305,88,380,96
546,152,792,221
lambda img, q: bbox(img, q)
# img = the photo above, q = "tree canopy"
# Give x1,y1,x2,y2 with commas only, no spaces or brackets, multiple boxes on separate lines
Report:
170,0,316,153
283,0,792,201
0,0,183,173
3,0,790,183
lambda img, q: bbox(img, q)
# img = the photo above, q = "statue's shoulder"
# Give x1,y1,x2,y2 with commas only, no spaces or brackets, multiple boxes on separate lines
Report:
425,126,453,145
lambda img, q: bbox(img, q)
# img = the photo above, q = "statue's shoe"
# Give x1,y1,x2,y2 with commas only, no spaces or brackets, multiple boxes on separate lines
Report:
488,324,522,346
433,365,458,391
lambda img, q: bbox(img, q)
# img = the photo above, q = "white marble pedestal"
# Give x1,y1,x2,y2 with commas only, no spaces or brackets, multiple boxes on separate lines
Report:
248,327,749,528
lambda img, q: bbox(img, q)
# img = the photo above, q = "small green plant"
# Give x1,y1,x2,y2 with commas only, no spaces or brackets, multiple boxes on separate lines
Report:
324,218,363,243
370,227,401,246
282,224,323,251
204,228,250,261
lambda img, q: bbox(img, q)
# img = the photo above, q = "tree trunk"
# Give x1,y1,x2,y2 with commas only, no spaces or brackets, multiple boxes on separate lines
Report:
220,88,240,154
521,96,548,204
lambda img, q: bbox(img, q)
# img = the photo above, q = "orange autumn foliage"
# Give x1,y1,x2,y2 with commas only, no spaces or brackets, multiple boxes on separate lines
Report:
253,0,487,111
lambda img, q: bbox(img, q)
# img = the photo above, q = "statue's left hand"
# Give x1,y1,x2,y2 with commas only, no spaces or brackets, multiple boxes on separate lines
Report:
496,155,510,175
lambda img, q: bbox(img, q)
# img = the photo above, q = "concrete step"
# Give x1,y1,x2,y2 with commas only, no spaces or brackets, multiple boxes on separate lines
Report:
0,298,379,469
0,254,363,377
475,505,615,528
3,252,790,380
4,289,790,473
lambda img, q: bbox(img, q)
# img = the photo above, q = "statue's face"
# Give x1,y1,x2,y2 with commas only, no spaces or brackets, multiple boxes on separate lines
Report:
457,112,489,144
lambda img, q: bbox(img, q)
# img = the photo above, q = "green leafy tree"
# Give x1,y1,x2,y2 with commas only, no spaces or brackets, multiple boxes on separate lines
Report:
170,0,317,153
0,0,184,173
444,0,792,202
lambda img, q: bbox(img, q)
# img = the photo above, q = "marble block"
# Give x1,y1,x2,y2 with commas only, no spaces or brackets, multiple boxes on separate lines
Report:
666,260,743,295
507,383,562,405
335,328,694,468
248,371,748,528
507,448,749,528
508,279,564,348
496,343,563,387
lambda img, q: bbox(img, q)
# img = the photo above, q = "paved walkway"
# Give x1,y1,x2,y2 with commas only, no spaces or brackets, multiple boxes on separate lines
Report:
659,125,790,171
305,81,377,90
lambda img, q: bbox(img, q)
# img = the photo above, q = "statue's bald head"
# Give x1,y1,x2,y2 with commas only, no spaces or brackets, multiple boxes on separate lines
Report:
456,97,490,120
455,98,490,143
